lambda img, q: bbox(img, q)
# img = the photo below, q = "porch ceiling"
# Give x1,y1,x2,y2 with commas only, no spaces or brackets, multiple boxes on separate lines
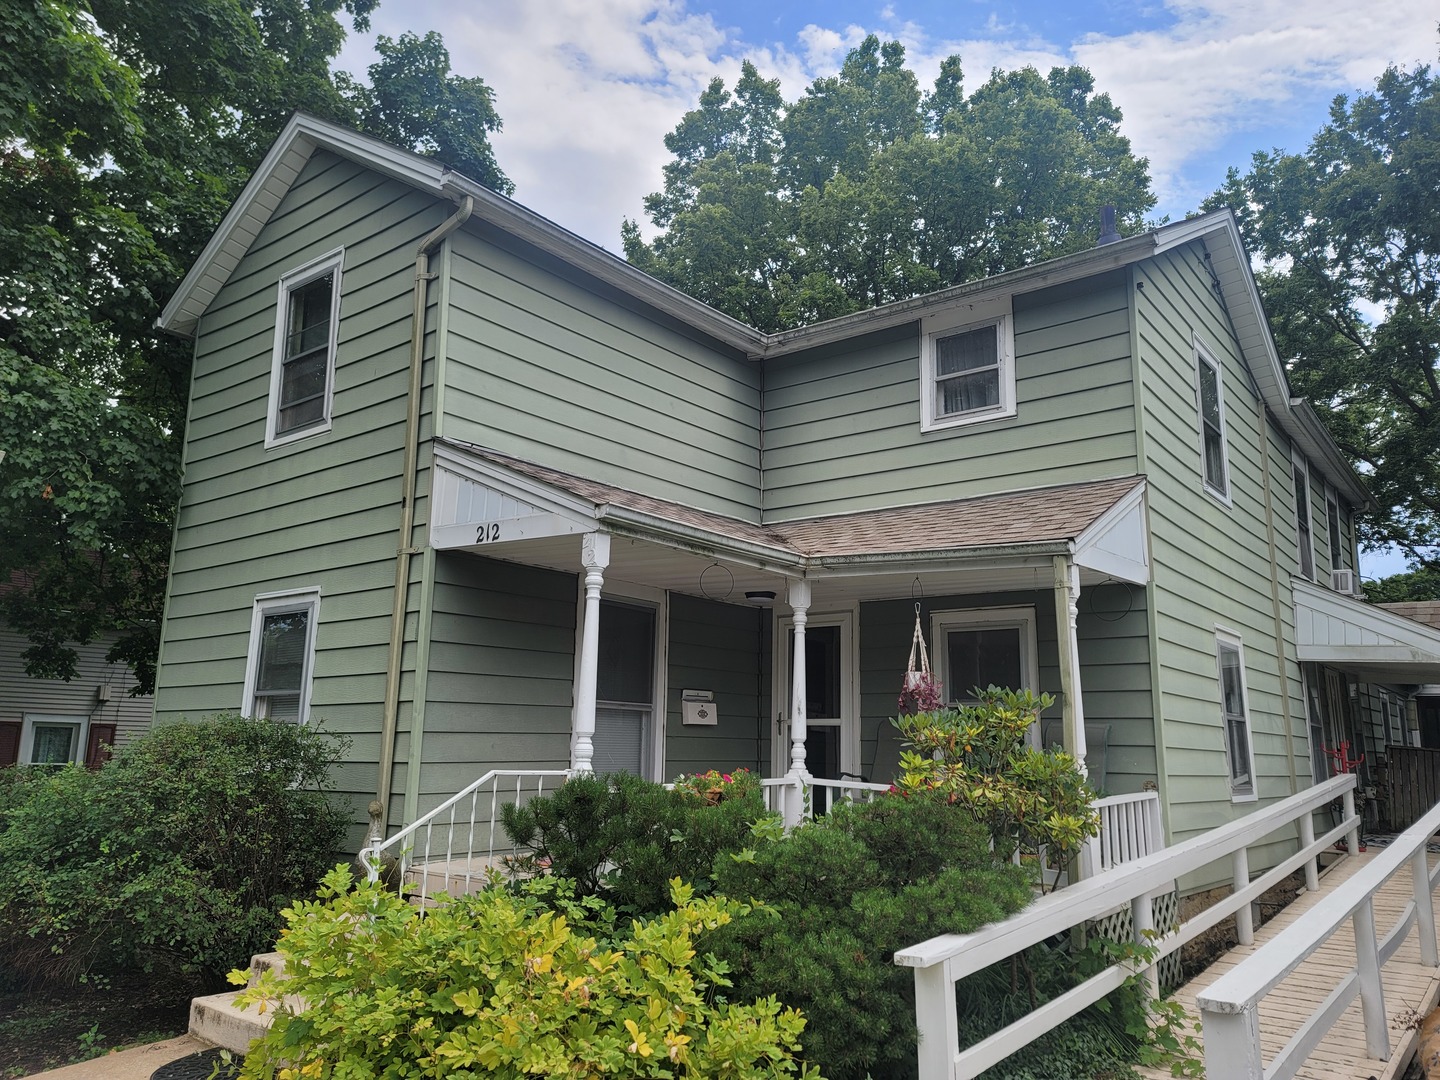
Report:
428,438,1149,606
1294,577,1440,684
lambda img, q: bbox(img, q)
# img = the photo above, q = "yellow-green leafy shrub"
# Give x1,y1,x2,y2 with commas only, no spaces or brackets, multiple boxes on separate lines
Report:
234,866,822,1079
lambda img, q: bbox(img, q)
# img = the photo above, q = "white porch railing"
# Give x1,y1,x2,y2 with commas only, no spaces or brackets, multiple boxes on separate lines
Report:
895,773,1359,1080
1197,786,1440,1078
760,774,893,823
1081,791,1166,877
360,769,570,907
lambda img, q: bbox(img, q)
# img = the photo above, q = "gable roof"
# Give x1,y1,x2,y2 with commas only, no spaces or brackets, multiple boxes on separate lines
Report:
159,113,1371,510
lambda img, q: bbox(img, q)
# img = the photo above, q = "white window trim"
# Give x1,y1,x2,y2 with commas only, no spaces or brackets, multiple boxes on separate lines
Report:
19,713,89,766
930,606,1040,704
265,248,344,450
1292,450,1316,581
1193,335,1232,506
571,582,668,782
1325,486,1344,575
1215,627,1258,803
919,300,1016,432
241,587,323,724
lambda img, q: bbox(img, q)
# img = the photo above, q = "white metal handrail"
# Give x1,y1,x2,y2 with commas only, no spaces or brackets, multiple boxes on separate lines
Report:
895,773,1359,1080
359,769,570,907
1197,789,1440,1078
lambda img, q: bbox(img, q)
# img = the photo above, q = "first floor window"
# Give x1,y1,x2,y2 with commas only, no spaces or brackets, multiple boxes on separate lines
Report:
932,607,1035,703
243,589,321,723
19,715,86,766
1216,633,1255,799
920,309,1016,431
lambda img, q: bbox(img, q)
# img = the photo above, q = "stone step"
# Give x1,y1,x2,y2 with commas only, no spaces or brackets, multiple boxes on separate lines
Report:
248,951,286,986
188,952,300,1055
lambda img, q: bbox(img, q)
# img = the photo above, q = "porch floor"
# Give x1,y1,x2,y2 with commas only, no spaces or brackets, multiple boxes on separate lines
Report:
1137,846,1440,1080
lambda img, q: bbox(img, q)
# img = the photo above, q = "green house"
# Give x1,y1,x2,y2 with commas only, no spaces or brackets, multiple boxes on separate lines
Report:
153,114,1440,865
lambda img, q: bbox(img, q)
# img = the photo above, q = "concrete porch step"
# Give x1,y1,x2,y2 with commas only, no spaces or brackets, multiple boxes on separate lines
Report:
187,951,297,1055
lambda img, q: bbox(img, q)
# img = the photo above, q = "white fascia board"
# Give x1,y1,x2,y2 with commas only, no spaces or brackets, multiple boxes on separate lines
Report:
1294,578,1440,655
431,441,599,523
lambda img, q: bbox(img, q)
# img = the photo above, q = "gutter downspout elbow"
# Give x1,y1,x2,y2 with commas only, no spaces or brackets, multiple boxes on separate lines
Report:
375,193,474,838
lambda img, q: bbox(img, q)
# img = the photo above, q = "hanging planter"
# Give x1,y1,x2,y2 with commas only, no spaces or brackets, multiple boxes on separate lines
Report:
898,603,944,714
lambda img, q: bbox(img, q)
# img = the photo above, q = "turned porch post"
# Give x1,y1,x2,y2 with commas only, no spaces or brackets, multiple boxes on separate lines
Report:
571,532,610,774
1053,555,1088,775
784,579,812,825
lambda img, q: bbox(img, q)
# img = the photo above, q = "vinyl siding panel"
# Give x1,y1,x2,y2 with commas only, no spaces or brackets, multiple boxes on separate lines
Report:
763,271,1140,519
0,631,153,748
152,150,457,841
1135,244,1309,855
440,223,762,519
664,594,765,777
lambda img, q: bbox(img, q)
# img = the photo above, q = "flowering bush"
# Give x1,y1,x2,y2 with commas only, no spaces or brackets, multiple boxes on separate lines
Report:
673,767,760,804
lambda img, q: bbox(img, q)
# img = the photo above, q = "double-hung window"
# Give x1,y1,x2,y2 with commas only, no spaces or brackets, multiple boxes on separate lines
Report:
1215,631,1256,800
1293,453,1315,579
592,597,663,779
267,250,343,447
1326,490,1344,577
242,588,321,723
1194,339,1230,500
920,305,1016,431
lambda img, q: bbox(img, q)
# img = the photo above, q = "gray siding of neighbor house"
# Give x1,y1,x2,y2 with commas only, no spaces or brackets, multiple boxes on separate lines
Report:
410,552,577,824
152,150,458,835
762,271,1139,520
1135,244,1310,862
1,630,153,747
439,222,763,519
857,593,1154,793
664,594,766,778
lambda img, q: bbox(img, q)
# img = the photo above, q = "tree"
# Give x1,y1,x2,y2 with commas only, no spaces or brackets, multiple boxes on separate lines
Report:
1207,64,1440,568
1363,567,1440,604
0,0,510,691
624,36,1155,332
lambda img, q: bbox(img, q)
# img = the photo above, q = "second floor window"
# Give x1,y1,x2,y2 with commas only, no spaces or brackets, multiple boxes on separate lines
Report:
920,310,1015,431
1194,341,1230,499
267,249,343,447
1293,455,1315,579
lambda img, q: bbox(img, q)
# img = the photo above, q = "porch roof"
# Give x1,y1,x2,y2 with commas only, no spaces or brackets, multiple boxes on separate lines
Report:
431,439,1148,584
1294,578,1440,684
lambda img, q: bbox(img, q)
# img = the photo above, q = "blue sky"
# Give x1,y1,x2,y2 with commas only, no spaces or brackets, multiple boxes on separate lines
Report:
334,1,1437,577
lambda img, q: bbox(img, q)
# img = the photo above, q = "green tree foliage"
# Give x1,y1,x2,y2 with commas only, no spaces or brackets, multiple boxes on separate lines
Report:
0,715,347,986
1363,566,1440,603
0,0,509,690
1207,64,1440,567
624,36,1155,332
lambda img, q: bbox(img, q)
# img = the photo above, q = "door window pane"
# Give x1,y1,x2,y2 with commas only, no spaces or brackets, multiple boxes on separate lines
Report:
594,707,645,776
946,627,1022,699
598,601,654,705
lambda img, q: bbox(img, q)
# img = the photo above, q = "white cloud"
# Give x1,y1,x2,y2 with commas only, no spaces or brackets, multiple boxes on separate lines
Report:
332,0,1438,248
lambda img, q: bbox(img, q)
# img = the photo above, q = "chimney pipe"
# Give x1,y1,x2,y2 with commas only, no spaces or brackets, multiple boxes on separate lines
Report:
1097,205,1120,246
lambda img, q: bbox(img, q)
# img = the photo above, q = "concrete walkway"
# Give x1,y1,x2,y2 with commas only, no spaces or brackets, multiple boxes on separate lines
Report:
20,1035,218,1080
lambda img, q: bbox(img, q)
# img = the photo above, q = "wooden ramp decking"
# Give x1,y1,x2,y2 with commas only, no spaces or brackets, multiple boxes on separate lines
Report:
1138,848,1440,1080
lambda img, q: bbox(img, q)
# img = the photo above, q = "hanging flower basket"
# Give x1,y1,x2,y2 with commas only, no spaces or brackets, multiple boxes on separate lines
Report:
898,604,944,714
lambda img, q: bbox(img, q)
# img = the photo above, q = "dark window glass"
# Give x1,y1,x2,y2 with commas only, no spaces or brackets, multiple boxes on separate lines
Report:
254,609,308,722
1198,357,1227,493
946,627,1022,700
1294,464,1314,578
597,601,654,705
278,271,334,434
1219,643,1251,789
935,326,1001,418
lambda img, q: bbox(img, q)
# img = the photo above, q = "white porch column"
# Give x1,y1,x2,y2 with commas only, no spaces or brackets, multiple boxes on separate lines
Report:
788,578,812,777
1053,555,1088,775
571,532,610,774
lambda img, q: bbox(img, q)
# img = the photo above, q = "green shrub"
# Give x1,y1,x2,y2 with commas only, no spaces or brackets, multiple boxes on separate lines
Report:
502,770,767,914
234,865,822,1079
0,714,347,986
710,794,1032,1080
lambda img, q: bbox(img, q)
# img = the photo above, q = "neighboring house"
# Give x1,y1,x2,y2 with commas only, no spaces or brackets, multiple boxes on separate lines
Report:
0,628,151,767
150,114,1440,870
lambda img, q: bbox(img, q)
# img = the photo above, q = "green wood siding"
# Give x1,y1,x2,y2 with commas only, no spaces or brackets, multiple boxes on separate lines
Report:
664,594,765,777
412,553,576,823
152,150,457,840
763,271,1139,519
1135,243,1309,846
440,223,762,518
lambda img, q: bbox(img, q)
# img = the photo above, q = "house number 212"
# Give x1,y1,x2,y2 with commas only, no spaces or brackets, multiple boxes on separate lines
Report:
475,523,501,544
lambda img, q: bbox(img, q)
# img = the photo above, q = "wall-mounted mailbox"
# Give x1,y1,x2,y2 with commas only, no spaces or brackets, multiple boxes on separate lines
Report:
681,689,716,726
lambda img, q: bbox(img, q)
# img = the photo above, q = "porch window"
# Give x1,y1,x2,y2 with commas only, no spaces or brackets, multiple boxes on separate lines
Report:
242,588,321,723
920,310,1015,431
267,249,343,447
1293,454,1315,579
1216,632,1256,800
1194,339,1230,500
594,599,657,778
932,607,1036,703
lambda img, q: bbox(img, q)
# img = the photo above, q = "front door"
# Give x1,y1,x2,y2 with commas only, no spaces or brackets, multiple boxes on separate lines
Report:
773,611,857,797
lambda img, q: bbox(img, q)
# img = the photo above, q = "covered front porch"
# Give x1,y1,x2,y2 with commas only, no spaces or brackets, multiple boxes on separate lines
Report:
420,439,1154,819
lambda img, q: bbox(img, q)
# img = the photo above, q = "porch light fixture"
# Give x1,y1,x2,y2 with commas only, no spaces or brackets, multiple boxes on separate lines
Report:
745,590,776,606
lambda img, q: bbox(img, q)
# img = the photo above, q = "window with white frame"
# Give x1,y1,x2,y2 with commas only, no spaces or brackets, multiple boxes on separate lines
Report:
1292,453,1315,579
1193,338,1230,499
592,597,661,779
19,714,88,766
266,249,343,447
1215,631,1256,799
1326,490,1344,575
920,305,1016,431
242,588,321,723
931,607,1037,703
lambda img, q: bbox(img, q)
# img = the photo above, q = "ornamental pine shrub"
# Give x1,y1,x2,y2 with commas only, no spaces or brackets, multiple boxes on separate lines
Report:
234,866,823,1080
709,794,1033,1080
0,714,346,986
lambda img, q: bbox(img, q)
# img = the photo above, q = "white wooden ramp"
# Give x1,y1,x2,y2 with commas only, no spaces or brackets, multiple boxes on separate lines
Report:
1139,848,1440,1080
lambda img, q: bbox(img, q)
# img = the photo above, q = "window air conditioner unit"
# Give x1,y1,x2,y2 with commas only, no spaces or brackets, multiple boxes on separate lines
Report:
1331,569,1359,595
